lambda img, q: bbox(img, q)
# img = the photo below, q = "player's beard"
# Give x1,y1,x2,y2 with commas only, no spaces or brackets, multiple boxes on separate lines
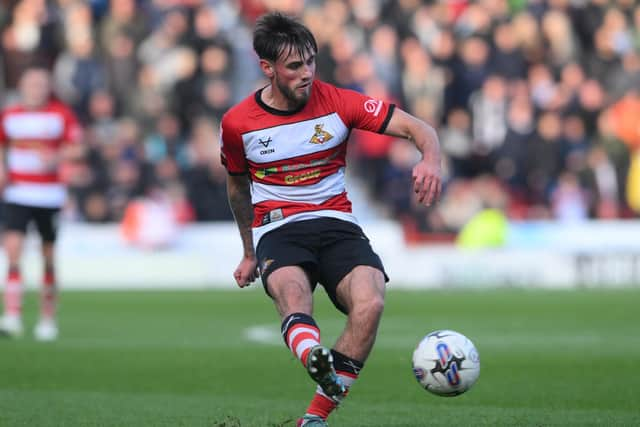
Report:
276,77,311,110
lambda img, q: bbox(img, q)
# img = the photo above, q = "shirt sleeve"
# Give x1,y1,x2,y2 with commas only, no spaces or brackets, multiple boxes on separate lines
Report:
334,86,395,134
220,115,248,175
0,112,5,146
63,107,83,144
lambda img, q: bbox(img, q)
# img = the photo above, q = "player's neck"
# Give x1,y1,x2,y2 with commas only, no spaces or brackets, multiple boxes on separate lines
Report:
262,85,299,112
22,101,48,110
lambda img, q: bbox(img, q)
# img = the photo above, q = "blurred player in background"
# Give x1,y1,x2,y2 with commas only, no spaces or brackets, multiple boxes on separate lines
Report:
0,65,82,341
221,12,442,426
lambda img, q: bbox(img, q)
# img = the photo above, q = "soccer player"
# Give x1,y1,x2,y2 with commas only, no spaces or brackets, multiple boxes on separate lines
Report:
221,13,442,427
0,66,82,341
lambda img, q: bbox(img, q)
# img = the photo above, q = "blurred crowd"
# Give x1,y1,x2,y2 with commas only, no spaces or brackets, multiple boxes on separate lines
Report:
1,0,639,237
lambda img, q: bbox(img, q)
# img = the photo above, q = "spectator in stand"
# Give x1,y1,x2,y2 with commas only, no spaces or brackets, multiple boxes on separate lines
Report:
98,0,147,52
103,30,139,115
0,0,62,90
399,37,445,123
143,111,186,165
469,75,509,173
182,117,232,221
526,111,564,214
136,9,196,106
550,171,589,222
511,10,545,65
448,36,491,110
633,6,640,51
594,110,630,215
491,21,526,80
187,5,232,55
440,108,473,178
557,62,586,114
608,51,640,101
369,24,402,100
53,9,106,121
495,93,535,208
608,89,640,214
582,145,622,219
382,138,419,220
559,114,590,173
541,9,580,71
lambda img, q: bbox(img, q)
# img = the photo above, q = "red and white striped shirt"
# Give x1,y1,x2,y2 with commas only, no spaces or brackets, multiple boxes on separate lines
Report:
0,99,82,208
220,80,395,245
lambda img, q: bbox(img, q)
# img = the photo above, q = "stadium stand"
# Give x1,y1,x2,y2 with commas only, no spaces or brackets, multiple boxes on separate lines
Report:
1,0,638,243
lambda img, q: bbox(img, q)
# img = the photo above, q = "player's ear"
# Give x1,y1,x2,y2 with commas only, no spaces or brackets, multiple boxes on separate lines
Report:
259,59,274,78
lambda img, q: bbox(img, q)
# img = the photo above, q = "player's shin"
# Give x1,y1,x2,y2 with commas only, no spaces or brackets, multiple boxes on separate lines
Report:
4,267,23,317
34,267,58,341
281,312,321,366
41,267,57,319
0,267,24,337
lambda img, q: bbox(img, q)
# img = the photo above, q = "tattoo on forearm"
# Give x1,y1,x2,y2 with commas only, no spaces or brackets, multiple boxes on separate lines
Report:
228,178,255,256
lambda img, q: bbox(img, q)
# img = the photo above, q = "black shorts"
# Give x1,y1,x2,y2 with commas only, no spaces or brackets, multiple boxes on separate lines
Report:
256,217,389,314
2,202,61,243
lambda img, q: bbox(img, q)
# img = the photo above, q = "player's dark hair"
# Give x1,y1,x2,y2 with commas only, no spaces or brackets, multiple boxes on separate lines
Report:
253,12,317,62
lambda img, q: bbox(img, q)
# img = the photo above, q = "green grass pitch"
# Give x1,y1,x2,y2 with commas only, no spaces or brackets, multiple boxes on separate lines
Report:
0,287,638,426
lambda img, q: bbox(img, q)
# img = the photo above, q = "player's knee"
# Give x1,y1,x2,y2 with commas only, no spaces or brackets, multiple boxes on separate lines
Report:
352,290,384,319
271,280,309,303
268,269,313,314
368,293,385,317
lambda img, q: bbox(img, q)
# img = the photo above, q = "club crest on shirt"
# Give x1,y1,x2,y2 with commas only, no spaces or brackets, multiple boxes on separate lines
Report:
309,124,333,144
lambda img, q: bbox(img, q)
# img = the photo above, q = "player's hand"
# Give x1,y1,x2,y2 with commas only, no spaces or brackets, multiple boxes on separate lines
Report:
234,256,259,288
39,149,59,172
412,156,442,207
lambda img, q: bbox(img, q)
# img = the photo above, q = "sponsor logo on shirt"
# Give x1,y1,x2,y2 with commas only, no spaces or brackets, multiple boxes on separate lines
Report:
258,136,275,154
254,150,340,180
364,99,383,117
284,168,321,184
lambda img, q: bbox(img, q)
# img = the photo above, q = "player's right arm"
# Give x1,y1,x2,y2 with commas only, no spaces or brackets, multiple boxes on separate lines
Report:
0,112,6,189
220,112,258,288
0,149,5,190
226,173,258,287
331,82,441,207
383,108,442,207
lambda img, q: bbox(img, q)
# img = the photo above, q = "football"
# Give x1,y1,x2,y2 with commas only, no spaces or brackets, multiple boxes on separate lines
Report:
412,329,480,396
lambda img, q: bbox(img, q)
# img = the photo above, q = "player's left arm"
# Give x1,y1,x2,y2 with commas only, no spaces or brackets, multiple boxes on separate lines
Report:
44,107,84,171
383,108,442,206
0,113,6,189
60,109,84,160
58,141,85,162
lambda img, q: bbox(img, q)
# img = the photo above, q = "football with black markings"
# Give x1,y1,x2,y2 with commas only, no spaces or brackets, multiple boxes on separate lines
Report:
412,329,480,396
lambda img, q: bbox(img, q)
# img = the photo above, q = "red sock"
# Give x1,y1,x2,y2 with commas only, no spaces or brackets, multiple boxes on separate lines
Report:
306,350,363,420
281,313,321,366
4,268,22,316
41,269,57,318
305,393,337,419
